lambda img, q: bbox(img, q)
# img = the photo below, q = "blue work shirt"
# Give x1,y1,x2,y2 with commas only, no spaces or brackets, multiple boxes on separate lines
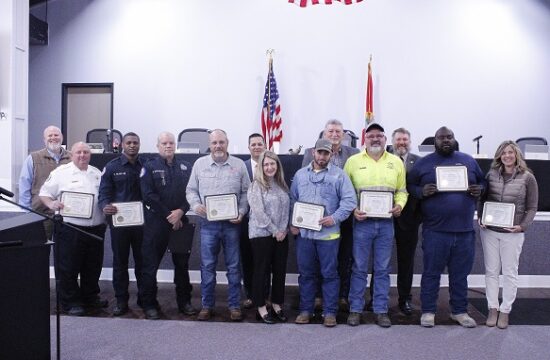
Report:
98,154,144,212
140,155,192,220
290,162,357,240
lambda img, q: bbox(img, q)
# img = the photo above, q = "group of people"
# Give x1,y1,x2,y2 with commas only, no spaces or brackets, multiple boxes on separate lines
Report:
19,121,538,330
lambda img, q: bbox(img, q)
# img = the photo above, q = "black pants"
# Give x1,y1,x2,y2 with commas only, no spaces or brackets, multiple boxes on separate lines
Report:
139,213,192,310
239,219,254,298
250,236,289,307
55,223,106,309
110,226,144,303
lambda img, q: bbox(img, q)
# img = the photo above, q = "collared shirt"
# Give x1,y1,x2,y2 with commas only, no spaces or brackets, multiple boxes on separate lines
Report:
290,163,356,240
18,148,70,208
344,150,408,209
140,155,191,219
250,158,259,179
302,144,360,169
98,154,143,212
39,162,104,227
186,154,250,217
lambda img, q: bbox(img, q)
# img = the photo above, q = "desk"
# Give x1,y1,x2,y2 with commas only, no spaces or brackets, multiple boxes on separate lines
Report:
91,154,550,211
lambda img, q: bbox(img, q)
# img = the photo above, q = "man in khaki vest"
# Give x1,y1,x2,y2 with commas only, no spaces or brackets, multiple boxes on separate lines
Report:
18,125,71,239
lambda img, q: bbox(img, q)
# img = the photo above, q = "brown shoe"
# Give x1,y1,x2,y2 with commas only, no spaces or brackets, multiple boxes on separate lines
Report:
323,315,337,327
295,312,311,324
486,308,498,327
497,312,509,329
230,308,243,322
197,308,212,321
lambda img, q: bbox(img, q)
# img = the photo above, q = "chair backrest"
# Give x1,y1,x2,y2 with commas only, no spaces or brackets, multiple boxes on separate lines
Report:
177,128,211,153
420,136,460,151
85,128,123,153
317,129,358,148
516,137,548,155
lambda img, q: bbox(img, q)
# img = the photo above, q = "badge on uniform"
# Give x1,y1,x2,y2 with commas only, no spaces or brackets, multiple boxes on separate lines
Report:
180,164,187,171
140,168,146,177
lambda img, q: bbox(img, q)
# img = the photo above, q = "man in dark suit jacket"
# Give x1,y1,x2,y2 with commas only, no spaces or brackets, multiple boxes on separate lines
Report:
391,128,422,315
241,133,267,308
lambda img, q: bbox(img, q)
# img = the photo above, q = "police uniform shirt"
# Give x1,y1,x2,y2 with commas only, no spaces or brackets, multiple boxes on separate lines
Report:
98,155,143,211
39,162,105,227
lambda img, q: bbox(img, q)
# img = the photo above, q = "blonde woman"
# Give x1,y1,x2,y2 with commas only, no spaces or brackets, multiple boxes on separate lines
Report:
478,140,538,329
247,151,290,324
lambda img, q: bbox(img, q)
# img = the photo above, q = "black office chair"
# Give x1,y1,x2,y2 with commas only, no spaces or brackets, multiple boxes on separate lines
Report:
318,129,359,148
420,136,459,151
86,128,123,153
177,128,211,153
516,137,548,155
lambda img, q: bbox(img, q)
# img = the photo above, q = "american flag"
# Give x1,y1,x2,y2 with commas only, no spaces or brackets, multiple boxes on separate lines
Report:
289,0,363,7
261,58,283,151
361,57,374,146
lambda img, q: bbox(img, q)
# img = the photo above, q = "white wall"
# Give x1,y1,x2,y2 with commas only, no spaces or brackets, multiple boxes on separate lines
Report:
28,0,550,154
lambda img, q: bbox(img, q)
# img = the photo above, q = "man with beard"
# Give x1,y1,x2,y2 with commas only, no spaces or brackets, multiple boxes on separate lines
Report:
98,132,144,316
367,128,422,315
291,139,356,327
186,129,250,322
344,122,407,328
302,119,360,312
39,142,107,316
407,126,485,328
19,125,71,239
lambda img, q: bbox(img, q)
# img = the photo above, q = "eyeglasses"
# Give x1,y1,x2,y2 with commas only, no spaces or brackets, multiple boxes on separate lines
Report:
366,134,384,140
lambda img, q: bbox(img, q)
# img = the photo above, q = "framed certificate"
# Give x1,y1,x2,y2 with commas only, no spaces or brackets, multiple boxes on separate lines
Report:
112,201,144,227
292,201,324,231
360,191,393,218
205,193,238,221
436,166,468,191
60,191,94,219
481,202,515,228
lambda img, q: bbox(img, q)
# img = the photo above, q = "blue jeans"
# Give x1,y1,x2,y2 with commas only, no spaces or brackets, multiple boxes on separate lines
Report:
296,236,340,316
348,218,394,314
200,221,242,310
420,229,475,314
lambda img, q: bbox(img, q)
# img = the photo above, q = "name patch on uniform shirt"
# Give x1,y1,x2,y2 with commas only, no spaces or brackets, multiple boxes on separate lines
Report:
113,172,127,176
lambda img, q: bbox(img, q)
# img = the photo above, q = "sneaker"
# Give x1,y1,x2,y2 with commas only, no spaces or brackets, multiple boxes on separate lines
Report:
486,308,498,327
376,313,392,328
295,312,311,324
197,308,212,321
229,308,243,322
67,305,85,317
347,312,361,326
497,312,509,329
179,302,197,316
420,312,435,328
450,313,477,328
338,298,349,313
323,315,337,328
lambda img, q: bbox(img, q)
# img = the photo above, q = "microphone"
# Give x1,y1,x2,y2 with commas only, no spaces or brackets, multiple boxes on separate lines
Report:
0,186,14,197
472,135,483,141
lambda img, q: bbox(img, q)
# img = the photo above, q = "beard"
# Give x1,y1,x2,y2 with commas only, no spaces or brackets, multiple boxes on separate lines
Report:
367,145,384,155
394,145,409,156
47,142,62,153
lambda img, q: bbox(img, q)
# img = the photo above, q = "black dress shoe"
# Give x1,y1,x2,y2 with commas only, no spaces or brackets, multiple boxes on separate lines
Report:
256,311,275,324
113,302,129,316
67,305,85,316
399,300,413,316
85,298,108,309
144,308,160,320
179,302,197,316
272,309,288,322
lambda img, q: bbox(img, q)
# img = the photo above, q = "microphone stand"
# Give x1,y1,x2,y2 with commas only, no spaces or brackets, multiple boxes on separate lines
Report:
0,195,102,360
472,136,483,155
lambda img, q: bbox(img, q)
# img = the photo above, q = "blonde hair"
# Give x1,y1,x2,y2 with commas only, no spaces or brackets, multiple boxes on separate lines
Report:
253,150,289,192
491,140,530,173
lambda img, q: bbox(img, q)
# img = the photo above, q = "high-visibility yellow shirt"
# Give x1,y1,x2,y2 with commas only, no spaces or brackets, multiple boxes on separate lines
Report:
343,150,408,209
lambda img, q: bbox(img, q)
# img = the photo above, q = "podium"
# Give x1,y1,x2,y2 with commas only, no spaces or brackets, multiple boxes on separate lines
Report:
0,213,51,360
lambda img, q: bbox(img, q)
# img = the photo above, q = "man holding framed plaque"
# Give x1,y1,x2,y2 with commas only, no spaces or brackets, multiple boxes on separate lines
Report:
407,126,485,328
39,142,107,316
186,129,251,322
290,138,356,327
98,132,145,316
344,122,407,328
139,132,196,320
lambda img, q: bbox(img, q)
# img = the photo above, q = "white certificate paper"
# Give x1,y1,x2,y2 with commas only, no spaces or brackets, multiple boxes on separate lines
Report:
60,191,94,219
205,193,238,221
360,191,393,218
482,202,515,228
436,166,469,191
292,201,324,232
112,201,144,227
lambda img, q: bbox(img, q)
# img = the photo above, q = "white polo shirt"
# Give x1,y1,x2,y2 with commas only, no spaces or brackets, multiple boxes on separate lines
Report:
39,162,105,227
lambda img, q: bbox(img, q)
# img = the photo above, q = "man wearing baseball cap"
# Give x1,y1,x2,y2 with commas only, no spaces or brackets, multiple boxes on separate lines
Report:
344,122,408,327
290,139,356,327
